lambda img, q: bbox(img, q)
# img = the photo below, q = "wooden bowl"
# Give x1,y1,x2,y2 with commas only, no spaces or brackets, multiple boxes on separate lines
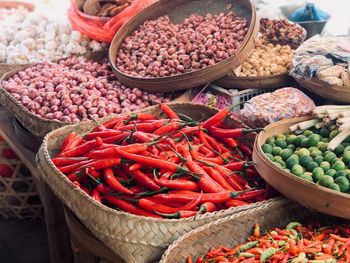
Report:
0,1,35,11
295,77,350,103
253,117,350,220
109,0,258,93
215,72,293,90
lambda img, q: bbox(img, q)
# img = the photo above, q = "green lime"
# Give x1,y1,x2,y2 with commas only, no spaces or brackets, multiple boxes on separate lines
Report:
335,177,350,192
274,159,286,168
314,156,324,165
319,176,334,187
310,149,323,158
280,148,293,161
301,138,309,148
344,146,350,152
272,147,283,156
289,154,299,160
324,152,337,163
295,135,306,147
299,155,313,167
308,146,318,152
329,130,340,140
286,135,297,145
342,151,350,164
322,138,330,143
317,142,328,152
331,158,342,165
329,183,341,192
326,169,337,178
319,161,331,172
303,130,313,137
332,160,346,171
286,156,299,169
265,153,274,161
334,145,345,156
275,138,287,149
291,164,304,176
320,128,330,138
308,134,320,147
277,134,287,140
287,144,296,151
298,148,310,158
306,161,319,172
334,170,347,179
312,167,325,181
300,174,313,182
273,156,283,162
262,144,273,154
266,137,276,146
344,136,350,143
343,142,350,148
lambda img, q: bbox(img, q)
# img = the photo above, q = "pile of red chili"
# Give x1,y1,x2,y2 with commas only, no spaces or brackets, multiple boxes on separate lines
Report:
187,222,350,263
51,104,267,219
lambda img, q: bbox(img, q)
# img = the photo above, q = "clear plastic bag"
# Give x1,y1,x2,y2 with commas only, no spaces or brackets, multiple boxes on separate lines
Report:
239,87,315,128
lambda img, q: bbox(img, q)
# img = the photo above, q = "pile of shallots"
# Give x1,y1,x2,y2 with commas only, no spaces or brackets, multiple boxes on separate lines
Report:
2,57,172,123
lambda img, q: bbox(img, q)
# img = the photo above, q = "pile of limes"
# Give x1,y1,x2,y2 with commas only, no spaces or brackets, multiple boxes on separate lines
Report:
262,127,350,193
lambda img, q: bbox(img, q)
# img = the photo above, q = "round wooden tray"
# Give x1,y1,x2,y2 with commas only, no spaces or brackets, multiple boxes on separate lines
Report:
215,72,292,90
0,1,35,11
295,77,350,103
253,117,350,220
109,0,258,93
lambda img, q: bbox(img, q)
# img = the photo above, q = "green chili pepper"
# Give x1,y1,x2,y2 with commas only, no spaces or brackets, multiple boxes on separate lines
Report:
260,247,276,262
270,230,278,236
289,229,299,239
238,241,258,253
278,241,285,247
286,222,302,230
291,252,306,263
239,252,255,258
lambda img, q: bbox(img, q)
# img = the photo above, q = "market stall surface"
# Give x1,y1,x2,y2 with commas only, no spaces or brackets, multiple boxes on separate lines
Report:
0,217,49,263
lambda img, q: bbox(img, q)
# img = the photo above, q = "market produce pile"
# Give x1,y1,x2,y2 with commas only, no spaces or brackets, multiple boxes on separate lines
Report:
76,0,132,17
52,105,266,219
0,6,30,21
186,222,350,263
290,36,350,87
229,37,293,77
0,8,104,64
1,57,172,123
262,105,350,194
259,18,306,47
116,10,248,78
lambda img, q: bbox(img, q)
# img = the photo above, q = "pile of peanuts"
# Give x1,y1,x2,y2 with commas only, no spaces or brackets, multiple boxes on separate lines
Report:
230,38,293,77
116,11,248,78
2,57,172,123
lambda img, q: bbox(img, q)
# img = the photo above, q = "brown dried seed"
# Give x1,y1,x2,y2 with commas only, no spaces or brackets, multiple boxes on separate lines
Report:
83,0,101,15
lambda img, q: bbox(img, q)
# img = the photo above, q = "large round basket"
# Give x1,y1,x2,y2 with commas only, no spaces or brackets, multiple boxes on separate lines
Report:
294,77,350,103
215,72,292,90
109,0,259,93
253,117,350,220
159,198,343,263
0,1,35,78
37,102,277,263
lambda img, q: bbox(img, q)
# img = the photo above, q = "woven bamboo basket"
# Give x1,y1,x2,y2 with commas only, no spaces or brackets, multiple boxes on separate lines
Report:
160,198,342,263
253,117,350,220
0,50,189,138
0,141,41,219
37,102,277,263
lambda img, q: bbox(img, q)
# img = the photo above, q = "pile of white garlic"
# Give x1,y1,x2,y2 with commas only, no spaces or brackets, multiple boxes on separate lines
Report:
0,8,105,64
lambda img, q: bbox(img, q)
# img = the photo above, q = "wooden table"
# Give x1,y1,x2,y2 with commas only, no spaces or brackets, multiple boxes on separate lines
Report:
0,107,74,263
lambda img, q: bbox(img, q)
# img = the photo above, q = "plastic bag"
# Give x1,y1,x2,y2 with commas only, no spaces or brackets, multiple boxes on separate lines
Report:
289,3,329,22
191,88,232,110
67,0,157,43
239,88,315,128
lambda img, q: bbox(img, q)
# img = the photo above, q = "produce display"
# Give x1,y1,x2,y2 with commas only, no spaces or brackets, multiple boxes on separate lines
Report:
52,105,266,219
259,18,306,48
240,88,315,128
0,11,105,64
116,11,248,78
261,105,350,194
229,37,293,77
186,222,350,263
290,36,350,86
1,57,172,122
76,0,132,17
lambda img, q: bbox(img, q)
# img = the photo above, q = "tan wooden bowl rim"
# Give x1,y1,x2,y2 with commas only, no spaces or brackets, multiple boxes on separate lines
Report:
108,0,257,81
0,1,35,11
255,116,350,200
223,71,289,81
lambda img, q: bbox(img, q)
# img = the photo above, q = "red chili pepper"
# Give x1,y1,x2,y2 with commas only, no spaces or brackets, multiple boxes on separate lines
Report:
92,188,102,203
160,104,179,119
199,145,215,157
173,126,200,139
202,108,229,129
67,171,84,182
154,121,189,135
137,197,181,214
187,256,193,263
58,160,94,174
52,157,87,167
86,130,122,140
203,166,234,191
225,199,249,208
128,113,158,122
104,168,133,194
198,129,215,152
195,257,203,263
59,138,102,157
234,190,266,201
157,210,197,219
221,138,238,149
130,170,161,191
153,175,199,191
60,133,76,151
121,120,165,133
237,140,253,159
209,126,262,138
202,132,223,153
181,191,203,211
197,202,216,215
102,196,161,218
85,158,123,170
102,132,129,144
224,161,254,171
